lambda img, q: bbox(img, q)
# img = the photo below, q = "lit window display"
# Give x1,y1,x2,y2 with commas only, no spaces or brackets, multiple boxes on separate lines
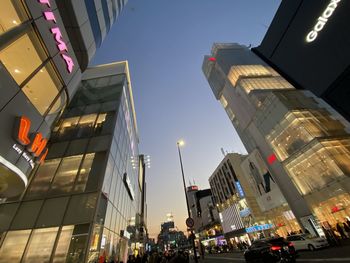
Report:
267,110,346,161
285,139,350,195
228,65,276,87
0,0,28,35
238,76,293,94
312,193,350,228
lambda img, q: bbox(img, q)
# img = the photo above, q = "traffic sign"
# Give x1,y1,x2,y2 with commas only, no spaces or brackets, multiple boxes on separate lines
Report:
186,217,194,228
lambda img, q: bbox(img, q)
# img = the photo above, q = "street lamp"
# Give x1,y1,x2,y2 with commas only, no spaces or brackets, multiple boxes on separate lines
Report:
176,140,199,263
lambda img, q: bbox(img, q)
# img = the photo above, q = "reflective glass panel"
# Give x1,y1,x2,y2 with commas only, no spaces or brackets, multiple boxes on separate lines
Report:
74,153,95,193
50,155,83,195
0,230,31,262
25,158,61,199
22,227,59,263
52,225,74,263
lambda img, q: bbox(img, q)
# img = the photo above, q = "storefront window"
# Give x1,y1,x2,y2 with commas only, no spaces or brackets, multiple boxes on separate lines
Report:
22,62,62,115
0,229,31,262
74,153,95,192
267,110,346,161
285,140,348,195
0,30,45,85
22,227,59,263
25,158,61,199
0,0,28,34
52,225,74,263
50,155,83,195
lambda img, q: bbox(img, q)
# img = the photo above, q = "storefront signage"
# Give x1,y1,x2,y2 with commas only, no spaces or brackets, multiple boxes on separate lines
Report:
234,181,245,198
123,173,135,200
13,116,48,166
38,0,74,73
306,0,341,43
245,223,274,233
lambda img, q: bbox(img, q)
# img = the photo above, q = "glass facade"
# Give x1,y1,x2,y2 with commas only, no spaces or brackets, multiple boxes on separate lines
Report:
0,63,141,263
285,139,350,195
0,3,67,119
266,110,346,161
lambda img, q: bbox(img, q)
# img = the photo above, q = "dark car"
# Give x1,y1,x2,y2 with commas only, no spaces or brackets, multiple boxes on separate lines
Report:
244,237,296,263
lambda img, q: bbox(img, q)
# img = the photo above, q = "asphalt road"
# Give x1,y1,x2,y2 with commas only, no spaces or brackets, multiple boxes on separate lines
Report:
191,242,350,263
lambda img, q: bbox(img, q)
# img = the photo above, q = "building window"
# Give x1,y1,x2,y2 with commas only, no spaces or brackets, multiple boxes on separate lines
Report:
76,114,98,138
0,229,31,262
22,227,59,263
219,95,228,108
238,76,294,94
0,30,45,85
50,155,83,195
285,139,350,195
52,225,74,263
267,110,346,161
228,65,276,87
73,153,95,193
56,116,80,139
22,62,63,115
25,158,61,199
0,0,28,35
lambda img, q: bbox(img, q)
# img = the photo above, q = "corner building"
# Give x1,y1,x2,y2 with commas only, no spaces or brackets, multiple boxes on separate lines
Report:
0,62,141,263
203,43,350,236
0,0,128,198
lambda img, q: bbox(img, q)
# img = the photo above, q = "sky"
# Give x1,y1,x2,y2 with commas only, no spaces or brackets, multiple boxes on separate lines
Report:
92,0,281,238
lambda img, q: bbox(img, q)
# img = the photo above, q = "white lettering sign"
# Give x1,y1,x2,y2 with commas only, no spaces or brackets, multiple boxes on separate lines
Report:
306,0,341,42
12,144,35,168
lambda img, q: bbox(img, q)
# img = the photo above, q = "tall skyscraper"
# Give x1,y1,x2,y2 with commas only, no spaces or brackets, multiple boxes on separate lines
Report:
203,43,350,236
0,62,142,263
0,0,128,197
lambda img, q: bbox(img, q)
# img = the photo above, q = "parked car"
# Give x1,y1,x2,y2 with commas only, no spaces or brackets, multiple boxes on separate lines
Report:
244,237,296,263
286,234,329,251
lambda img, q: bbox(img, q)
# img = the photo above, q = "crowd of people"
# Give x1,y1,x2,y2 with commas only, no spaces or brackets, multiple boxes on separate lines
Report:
125,250,190,263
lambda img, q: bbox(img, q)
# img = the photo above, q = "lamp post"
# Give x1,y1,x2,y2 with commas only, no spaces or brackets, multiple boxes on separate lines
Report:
177,140,199,263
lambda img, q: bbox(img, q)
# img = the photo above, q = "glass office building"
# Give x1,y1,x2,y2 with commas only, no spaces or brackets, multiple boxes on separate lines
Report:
0,62,141,263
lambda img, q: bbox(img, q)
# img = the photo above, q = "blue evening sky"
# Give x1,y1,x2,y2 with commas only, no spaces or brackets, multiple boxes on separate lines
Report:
92,0,281,237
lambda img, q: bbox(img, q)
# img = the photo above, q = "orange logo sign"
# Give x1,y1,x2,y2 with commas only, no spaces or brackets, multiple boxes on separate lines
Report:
16,116,48,163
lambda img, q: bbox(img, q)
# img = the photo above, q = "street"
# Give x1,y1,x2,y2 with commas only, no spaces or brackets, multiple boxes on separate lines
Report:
191,241,350,263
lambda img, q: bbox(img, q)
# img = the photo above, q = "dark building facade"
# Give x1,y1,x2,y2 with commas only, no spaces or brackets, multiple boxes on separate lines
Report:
253,0,350,121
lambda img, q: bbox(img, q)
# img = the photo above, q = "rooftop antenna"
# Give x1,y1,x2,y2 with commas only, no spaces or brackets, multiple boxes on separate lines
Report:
221,148,226,157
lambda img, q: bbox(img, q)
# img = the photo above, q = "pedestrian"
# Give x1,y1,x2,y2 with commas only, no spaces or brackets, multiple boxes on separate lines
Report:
343,220,350,237
336,222,347,239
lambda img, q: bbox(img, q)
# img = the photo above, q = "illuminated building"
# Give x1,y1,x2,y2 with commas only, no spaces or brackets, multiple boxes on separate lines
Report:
0,0,128,198
0,62,142,263
203,43,350,236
